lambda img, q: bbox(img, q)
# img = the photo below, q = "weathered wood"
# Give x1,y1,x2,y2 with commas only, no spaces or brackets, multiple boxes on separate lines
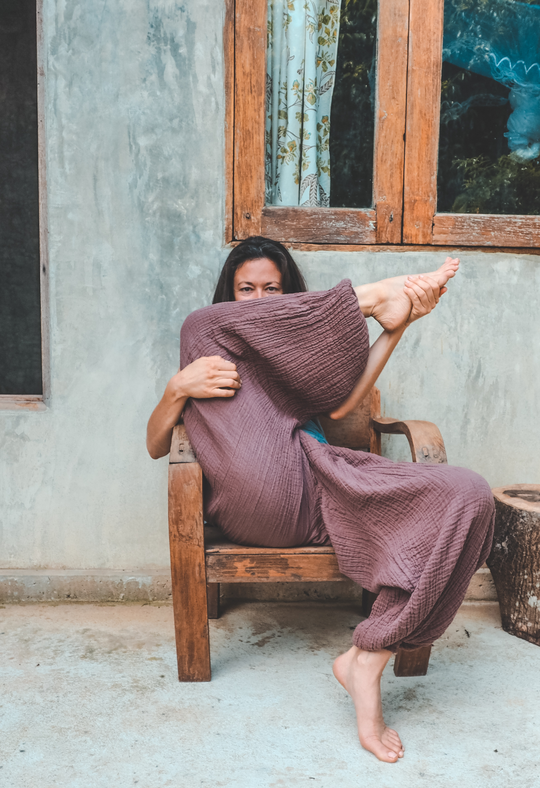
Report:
169,423,197,464
433,214,540,248
207,583,221,620
371,416,447,464
362,589,378,618
223,0,235,244
168,461,210,681
488,485,540,646
272,243,540,255
363,589,433,676
261,207,376,244
37,0,50,403
167,397,443,681
233,0,266,239
402,0,444,244
369,387,382,456
373,0,409,244
0,395,46,411
394,646,432,677
320,387,381,453
206,552,346,583
205,527,339,556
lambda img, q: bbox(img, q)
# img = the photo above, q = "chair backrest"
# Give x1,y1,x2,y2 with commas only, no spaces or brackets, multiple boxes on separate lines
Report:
171,386,382,463
319,386,380,453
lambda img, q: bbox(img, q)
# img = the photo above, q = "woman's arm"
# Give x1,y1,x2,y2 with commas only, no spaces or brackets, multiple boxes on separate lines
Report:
146,356,241,459
329,274,442,420
328,326,406,420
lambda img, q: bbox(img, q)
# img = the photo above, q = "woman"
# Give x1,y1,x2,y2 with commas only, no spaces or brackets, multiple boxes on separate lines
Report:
147,237,494,764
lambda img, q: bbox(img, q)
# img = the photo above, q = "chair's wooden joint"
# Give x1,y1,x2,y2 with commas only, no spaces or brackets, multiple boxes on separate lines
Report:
170,423,197,464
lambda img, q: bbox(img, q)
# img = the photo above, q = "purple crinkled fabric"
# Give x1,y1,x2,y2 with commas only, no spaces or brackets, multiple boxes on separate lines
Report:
180,280,494,652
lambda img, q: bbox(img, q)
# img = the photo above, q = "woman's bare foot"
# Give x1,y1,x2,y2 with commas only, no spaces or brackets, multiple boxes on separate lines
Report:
356,257,459,331
333,646,404,763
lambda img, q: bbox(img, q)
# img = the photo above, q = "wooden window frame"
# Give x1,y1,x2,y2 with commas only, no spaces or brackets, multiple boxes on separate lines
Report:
403,0,540,248
0,0,49,412
226,0,540,250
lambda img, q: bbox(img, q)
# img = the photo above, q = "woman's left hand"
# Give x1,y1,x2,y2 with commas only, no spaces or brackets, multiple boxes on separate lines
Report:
403,274,447,325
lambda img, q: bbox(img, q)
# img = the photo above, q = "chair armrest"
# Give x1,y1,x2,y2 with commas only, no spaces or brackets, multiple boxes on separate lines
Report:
370,417,447,465
169,423,197,464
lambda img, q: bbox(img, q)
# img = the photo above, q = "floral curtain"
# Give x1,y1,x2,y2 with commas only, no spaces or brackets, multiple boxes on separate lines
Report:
265,0,341,206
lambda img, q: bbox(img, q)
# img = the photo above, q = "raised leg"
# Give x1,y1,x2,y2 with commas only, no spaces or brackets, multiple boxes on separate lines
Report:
393,645,432,677
207,582,221,619
169,461,211,681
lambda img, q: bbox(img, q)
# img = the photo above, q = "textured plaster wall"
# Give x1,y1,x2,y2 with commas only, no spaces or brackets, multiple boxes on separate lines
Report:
0,0,538,571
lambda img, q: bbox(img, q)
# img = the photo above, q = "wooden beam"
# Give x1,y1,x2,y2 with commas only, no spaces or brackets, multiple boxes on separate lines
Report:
373,0,409,243
402,0,444,244
394,645,432,676
168,461,210,681
433,213,540,247
261,207,376,244
206,552,346,582
224,0,235,244
233,0,266,239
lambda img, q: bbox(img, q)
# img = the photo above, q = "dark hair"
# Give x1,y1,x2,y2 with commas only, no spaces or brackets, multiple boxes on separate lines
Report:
212,236,308,304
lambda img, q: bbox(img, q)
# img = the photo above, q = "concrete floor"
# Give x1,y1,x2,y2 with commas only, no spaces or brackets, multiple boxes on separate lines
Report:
1,601,539,788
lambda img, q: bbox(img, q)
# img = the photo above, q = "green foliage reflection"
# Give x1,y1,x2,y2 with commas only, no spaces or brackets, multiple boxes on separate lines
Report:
330,0,377,208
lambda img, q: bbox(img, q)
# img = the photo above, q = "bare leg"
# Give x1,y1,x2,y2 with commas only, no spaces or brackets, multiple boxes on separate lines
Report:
356,257,459,331
333,646,404,763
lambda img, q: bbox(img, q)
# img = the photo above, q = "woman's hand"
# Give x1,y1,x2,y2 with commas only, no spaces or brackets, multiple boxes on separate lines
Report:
146,356,241,459
403,274,447,325
173,356,241,400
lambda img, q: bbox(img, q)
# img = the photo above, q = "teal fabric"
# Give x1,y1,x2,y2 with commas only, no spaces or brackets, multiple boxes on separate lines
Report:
300,418,328,444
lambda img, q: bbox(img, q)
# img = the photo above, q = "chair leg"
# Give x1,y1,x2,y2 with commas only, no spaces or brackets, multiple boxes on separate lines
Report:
362,589,378,618
394,646,432,677
207,583,221,619
169,462,211,681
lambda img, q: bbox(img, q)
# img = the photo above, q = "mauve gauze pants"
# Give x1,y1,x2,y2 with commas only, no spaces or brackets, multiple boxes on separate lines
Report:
181,280,495,652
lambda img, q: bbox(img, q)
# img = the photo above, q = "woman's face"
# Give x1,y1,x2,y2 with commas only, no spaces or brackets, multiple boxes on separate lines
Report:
233,257,283,300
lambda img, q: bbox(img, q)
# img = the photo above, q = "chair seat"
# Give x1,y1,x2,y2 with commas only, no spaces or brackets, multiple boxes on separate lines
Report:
204,525,346,582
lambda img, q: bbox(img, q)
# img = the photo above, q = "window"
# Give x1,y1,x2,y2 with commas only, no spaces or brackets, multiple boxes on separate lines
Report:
0,0,47,408
228,0,540,248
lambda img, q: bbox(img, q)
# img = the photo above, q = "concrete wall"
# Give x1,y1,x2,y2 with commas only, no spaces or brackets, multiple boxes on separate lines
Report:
1,0,539,578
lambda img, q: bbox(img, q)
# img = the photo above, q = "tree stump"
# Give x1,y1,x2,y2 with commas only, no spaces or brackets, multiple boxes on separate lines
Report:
488,485,540,646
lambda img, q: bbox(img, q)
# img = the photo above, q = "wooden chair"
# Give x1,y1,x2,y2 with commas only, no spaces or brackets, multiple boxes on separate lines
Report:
168,387,448,682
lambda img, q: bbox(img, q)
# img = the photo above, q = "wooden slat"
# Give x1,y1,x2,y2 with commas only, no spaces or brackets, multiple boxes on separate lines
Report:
394,645,432,677
0,395,45,411
265,243,540,254
433,213,540,247
233,0,266,239
206,552,346,582
205,527,337,555
261,207,376,244
224,0,235,244
207,582,221,620
168,462,210,681
169,423,197,464
37,0,50,402
362,589,378,618
319,387,374,450
373,0,409,244
403,0,444,244
369,387,382,456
